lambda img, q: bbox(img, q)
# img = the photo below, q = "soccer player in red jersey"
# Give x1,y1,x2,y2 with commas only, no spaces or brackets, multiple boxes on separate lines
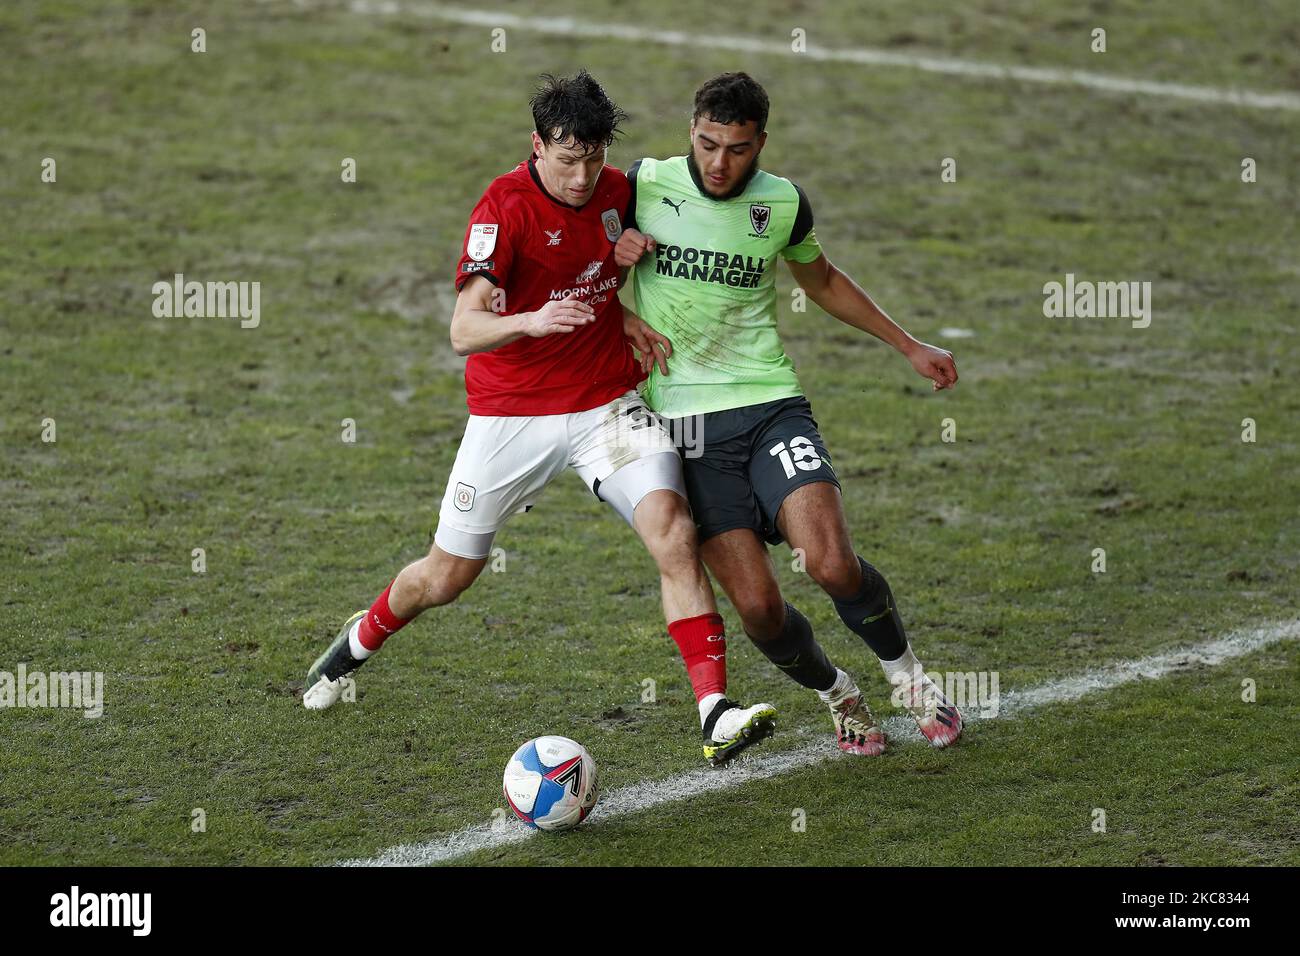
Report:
303,72,775,765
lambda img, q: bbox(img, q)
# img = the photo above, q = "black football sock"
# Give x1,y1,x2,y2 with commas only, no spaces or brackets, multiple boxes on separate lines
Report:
831,556,908,662
749,602,838,691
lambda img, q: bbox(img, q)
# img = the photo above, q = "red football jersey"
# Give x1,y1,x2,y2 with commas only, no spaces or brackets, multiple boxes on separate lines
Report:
453,155,641,416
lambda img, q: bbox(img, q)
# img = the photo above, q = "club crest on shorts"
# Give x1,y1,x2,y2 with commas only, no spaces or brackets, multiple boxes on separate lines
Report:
749,203,771,236
454,482,476,512
601,208,622,242
467,223,497,261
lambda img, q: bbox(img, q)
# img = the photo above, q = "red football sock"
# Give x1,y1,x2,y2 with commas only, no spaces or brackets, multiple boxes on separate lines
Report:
356,582,411,652
668,612,727,702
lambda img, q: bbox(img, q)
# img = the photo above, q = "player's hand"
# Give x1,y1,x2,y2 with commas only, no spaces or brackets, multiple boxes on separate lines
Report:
615,228,656,268
623,311,672,376
906,341,958,390
520,295,595,337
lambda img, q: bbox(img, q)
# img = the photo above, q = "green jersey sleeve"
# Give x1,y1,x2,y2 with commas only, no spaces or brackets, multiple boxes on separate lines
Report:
780,183,822,263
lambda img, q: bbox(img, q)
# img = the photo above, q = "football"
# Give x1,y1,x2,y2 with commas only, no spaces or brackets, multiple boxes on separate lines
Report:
502,736,599,832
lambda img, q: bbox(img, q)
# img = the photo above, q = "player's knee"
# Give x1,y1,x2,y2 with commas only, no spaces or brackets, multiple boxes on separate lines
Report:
734,588,786,641
638,496,698,568
408,552,480,610
806,549,862,600
404,562,443,612
445,553,488,600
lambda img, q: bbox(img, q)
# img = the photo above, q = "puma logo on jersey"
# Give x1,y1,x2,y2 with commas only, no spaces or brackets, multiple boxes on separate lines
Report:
661,197,685,215
544,228,562,246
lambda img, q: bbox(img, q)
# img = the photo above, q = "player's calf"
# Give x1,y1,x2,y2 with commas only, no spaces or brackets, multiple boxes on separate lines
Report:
747,601,835,690
748,601,887,756
302,549,485,711
826,555,963,747
828,555,908,662
390,546,487,615
631,488,707,613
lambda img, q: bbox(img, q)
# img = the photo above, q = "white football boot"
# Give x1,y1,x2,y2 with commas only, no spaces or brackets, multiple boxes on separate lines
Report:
702,698,778,765
303,610,367,711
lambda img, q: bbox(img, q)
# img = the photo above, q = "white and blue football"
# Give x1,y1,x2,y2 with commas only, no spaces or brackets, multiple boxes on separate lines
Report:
502,735,598,832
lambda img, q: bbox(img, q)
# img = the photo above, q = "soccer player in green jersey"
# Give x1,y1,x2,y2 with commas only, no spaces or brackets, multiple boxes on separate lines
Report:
615,72,963,754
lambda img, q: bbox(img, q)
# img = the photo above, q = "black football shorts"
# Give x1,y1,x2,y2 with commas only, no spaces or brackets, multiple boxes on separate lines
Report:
668,395,840,545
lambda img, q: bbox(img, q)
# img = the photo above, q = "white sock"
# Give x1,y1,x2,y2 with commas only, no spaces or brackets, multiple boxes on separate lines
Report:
879,644,924,686
347,619,374,661
698,692,725,727
817,668,856,707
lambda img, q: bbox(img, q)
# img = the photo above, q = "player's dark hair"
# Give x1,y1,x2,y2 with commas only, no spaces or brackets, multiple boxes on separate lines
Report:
530,70,627,153
692,72,770,135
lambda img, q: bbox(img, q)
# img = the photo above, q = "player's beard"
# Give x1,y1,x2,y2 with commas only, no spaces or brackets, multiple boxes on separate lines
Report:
687,149,761,200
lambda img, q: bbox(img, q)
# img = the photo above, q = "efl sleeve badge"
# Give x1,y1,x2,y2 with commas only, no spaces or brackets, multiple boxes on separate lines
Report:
468,223,498,261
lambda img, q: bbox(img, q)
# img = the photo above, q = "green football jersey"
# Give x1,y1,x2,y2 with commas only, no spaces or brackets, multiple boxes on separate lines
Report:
626,155,823,418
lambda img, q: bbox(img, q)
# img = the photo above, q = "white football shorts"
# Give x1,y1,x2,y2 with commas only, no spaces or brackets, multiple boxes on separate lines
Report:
433,390,685,559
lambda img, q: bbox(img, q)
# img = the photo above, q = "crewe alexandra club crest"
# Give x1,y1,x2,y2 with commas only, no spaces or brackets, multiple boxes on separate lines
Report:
601,208,622,242
453,482,476,512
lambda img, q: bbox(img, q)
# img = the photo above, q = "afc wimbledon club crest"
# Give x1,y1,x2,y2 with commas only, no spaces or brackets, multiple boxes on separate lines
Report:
749,203,771,236
468,223,497,261
601,208,622,242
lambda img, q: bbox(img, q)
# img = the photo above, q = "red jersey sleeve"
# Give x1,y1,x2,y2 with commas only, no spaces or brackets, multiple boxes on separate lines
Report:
453,192,517,292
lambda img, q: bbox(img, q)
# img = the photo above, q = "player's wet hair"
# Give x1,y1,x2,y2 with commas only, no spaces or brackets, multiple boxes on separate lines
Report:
693,72,770,135
531,70,627,154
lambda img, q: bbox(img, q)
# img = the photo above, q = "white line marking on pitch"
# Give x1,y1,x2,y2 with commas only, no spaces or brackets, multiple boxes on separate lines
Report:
339,619,1299,866
325,0,1300,112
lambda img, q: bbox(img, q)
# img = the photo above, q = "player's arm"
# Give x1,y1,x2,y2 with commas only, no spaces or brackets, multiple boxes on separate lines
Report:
614,228,656,267
613,164,670,374
620,299,672,376
618,250,670,375
450,275,595,356
786,254,958,391
615,159,657,269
